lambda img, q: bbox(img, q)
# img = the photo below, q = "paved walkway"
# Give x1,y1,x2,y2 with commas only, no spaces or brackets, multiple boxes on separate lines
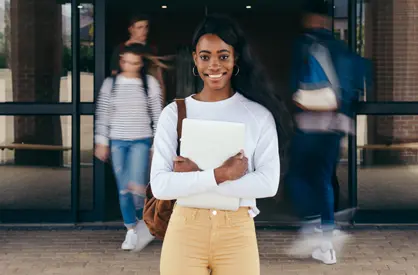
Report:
3,164,418,221
1,228,418,274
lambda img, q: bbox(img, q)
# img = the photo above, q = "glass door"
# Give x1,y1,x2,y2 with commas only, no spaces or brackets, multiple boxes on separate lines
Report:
0,0,98,223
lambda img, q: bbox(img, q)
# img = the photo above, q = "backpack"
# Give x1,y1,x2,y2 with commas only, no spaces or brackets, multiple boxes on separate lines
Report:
142,98,187,240
292,35,340,112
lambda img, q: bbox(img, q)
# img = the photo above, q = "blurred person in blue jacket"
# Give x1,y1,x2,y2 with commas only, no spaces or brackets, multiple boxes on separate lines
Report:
285,0,372,265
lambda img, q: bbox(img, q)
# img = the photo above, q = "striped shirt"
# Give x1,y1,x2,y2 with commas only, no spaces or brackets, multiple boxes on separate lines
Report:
95,74,162,146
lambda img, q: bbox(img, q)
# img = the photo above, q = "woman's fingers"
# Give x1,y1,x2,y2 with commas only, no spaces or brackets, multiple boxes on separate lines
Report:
173,156,187,162
235,150,245,159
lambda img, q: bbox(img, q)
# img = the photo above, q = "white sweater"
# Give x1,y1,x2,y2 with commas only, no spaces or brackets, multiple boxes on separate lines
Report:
150,93,280,217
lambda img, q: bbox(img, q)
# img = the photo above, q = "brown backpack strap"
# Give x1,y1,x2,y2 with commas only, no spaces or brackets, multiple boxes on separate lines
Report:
175,99,187,155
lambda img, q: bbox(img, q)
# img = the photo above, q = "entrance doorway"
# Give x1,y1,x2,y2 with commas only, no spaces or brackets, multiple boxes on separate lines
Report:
103,0,302,225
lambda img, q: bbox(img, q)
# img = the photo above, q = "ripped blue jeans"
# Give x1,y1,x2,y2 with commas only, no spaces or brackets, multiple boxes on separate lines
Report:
110,138,152,228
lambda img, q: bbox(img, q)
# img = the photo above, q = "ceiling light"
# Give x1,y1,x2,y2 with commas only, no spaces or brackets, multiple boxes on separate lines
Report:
246,5,251,9
78,5,83,9
162,5,167,9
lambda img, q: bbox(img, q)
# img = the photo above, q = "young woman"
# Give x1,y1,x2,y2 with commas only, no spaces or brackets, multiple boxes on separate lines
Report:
95,43,162,251
150,15,288,275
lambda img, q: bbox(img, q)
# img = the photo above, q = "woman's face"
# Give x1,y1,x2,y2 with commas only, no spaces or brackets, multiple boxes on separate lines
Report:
120,52,143,74
193,34,235,91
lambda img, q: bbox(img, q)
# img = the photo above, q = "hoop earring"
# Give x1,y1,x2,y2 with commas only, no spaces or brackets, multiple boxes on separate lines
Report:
192,66,199,76
234,65,240,76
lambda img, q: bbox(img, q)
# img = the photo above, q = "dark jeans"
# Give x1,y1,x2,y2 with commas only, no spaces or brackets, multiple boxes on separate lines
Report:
332,166,340,211
286,132,342,231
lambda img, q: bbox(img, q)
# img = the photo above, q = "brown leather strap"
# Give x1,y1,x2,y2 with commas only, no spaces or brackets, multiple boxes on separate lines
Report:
175,99,187,154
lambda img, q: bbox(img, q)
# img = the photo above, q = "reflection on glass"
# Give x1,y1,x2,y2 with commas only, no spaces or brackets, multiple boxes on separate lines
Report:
80,115,93,210
0,115,71,209
332,1,371,102
362,1,418,102
332,1,364,46
80,3,94,102
0,1,72,102
0,1,93,103
357,115,418,209
333,0,349,43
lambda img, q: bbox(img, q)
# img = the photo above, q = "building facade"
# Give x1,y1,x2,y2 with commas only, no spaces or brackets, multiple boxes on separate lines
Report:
0,0,417,225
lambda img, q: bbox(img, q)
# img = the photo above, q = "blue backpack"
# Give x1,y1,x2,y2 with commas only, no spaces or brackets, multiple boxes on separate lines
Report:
295,34,369,114
293,35,341,112
292,33,371,134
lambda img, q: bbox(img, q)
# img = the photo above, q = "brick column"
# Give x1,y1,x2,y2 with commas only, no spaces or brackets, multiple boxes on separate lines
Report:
11,0,64,166
367,0,418,164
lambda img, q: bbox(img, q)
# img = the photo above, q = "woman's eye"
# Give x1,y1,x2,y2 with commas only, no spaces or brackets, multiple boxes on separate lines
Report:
200,55,209,61
220,55,229,60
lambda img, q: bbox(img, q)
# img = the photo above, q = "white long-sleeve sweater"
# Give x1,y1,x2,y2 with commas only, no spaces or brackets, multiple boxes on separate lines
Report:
150,92,280,217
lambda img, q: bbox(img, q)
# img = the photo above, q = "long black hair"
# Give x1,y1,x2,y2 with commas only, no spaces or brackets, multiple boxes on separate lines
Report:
191,14,294,161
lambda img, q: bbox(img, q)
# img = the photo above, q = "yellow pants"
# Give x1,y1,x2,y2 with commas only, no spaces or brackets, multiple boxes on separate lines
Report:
160,205,260,275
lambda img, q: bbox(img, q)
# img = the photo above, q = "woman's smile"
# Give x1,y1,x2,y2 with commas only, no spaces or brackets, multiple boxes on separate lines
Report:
205,72,227,81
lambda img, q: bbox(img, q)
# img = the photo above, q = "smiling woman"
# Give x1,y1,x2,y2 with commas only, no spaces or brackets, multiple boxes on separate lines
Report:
193,34,235,94
149,14,290,275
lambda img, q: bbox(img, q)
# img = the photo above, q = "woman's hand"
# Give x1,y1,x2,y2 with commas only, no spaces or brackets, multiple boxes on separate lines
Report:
215,150,248,184
173,156,201,172
95,144,110,162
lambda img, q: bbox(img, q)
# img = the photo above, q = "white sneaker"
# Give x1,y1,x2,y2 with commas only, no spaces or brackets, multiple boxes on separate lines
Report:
312,241,337,265
286,230,322,257
316,229,352,254
133,220,155,252
121,229,138,250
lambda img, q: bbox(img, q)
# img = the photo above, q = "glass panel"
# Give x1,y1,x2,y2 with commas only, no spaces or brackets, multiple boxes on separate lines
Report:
333,0,348,43
0,1,74,102
332,0,362,45
0,115,71,210
80,115,93,210
80,3,94,102
361,0,418,102
357,115,418,209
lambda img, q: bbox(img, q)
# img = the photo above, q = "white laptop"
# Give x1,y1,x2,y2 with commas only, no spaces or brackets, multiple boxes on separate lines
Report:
176,118,246,211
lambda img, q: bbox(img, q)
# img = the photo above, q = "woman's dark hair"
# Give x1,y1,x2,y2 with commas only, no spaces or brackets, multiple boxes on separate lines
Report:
120,43,149,56
191,14,294,161
119,43,149,95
